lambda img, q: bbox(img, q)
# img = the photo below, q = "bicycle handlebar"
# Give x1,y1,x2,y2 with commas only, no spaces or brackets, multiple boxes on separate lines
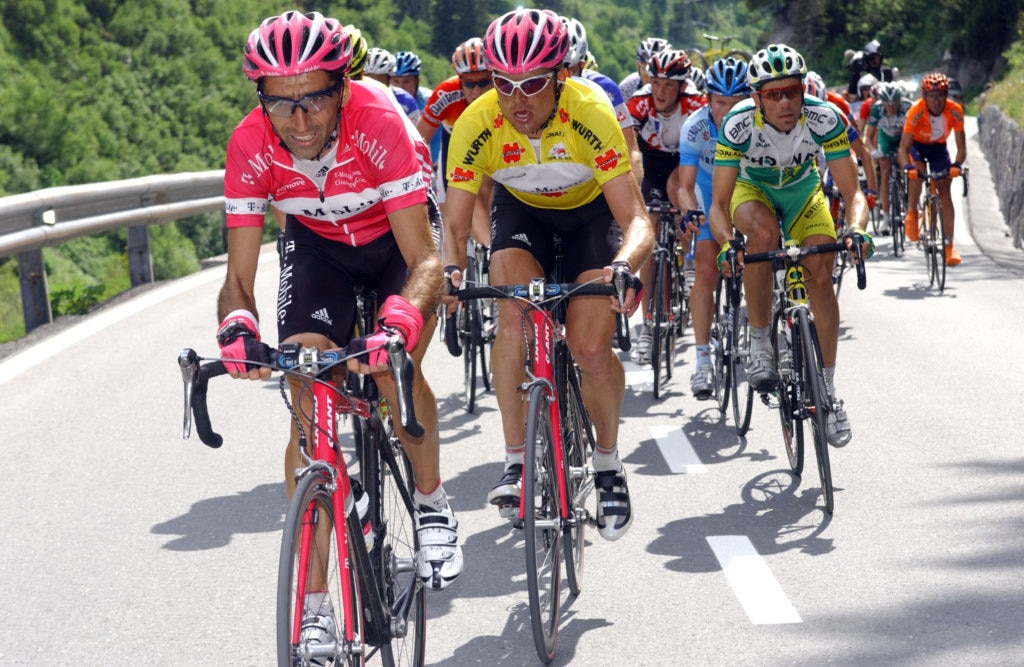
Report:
177,336,424,449
452,279,633,352
744,239,867,291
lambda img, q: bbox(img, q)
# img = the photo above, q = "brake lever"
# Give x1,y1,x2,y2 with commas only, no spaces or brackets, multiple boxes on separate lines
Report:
178,348,200,439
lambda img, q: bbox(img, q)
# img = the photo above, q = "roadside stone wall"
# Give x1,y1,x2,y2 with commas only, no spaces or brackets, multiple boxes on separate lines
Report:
978,105,1024,249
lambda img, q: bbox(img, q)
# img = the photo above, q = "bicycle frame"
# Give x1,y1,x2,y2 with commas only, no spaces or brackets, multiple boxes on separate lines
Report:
178,330,424,664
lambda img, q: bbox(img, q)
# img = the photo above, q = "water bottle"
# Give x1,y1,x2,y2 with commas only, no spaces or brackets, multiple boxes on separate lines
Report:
786,265,808,304
778,328,794,381
350,479,373,552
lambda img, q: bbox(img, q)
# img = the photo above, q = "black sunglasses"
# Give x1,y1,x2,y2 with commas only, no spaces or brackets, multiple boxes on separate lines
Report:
257,80,343,118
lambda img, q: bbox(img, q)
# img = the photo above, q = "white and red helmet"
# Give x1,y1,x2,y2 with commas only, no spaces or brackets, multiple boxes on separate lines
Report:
243,11,353,81
482,9,569,75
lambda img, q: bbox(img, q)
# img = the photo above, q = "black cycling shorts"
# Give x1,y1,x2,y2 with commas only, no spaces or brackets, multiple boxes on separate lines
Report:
277,217,407,345
910,141,952,174
489,184,622,281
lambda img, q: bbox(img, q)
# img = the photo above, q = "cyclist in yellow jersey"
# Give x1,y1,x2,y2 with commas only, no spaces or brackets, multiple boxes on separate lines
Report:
709,44,872,448
443,9,653,541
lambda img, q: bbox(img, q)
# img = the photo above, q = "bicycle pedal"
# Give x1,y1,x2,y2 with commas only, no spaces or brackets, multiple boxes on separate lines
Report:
496,503,519,520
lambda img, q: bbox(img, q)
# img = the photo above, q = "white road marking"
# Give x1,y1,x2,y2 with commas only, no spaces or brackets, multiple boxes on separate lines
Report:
651,423,705,473
706,535,802,624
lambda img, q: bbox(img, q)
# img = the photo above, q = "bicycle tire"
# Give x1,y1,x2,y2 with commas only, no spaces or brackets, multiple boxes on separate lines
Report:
833,244,848,297
730,298,754,436
523,384,563,664
935,197,947,292
369,433,426,666
663,258,679,385
924,199,938,287
773,308,803,475
277,471,365,667
685,48,708,71
890,173,906,256
711,277,730,413
795,311,833,514
462,300,479,413
650,252,666,399
556,343,595,597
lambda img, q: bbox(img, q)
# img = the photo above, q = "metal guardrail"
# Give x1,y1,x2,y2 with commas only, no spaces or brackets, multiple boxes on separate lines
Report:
0,170,225,333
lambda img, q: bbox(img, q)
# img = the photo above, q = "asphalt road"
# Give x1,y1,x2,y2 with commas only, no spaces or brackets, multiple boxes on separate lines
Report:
2,117,1023,666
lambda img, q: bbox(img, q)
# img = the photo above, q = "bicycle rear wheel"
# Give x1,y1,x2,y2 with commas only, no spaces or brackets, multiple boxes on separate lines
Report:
523,384,563,664
730,296,754,436
795,311,833,513
557,344,595,597
370,432,426,666
773,310,803,475
278,472,365,667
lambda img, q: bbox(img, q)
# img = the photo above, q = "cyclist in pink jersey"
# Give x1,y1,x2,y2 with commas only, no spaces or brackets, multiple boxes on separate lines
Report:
218,12,463,606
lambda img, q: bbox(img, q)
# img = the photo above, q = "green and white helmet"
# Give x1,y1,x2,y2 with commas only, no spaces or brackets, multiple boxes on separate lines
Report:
747,43,806,89
875,81,902,103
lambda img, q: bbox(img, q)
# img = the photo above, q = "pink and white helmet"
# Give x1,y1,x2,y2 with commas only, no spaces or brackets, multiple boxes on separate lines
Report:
243,11,353,81
482,9,569,75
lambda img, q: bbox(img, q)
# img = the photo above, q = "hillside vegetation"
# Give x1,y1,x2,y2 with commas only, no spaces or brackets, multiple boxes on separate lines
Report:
1,0,1022,342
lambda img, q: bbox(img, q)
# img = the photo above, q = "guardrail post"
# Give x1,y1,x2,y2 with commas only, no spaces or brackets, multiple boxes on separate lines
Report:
126,225,153,286
17,249,52,333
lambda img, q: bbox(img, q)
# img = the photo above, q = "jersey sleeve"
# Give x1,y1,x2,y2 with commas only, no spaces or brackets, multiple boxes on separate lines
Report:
223,110,270,228
445,110,490,196
714,104,751,169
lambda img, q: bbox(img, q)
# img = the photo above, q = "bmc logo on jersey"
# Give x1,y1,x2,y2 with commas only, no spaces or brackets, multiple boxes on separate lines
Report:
594,148,620,172
502,142,523,164
451,166,475,183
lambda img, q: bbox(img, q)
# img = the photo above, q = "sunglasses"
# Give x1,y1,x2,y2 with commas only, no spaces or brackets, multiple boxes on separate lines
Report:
759,85,804,102
460,78,493,90
258,80,343,118
492,73,554,97
923,92,948,100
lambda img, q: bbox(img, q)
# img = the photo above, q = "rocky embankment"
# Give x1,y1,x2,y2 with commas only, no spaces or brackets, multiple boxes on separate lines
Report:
978,105,1024,250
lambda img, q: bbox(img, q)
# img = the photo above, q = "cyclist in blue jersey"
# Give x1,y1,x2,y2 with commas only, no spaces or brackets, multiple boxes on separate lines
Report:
709,44,872,447
674,58,752,399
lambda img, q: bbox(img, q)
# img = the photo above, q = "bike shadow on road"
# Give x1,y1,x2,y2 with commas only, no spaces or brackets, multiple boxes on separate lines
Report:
151,482,285,550
647,469,835,573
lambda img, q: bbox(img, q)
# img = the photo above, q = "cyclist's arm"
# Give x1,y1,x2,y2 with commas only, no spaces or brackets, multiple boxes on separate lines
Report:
850,136,877,193
217,226,264,321
625,126,643,178
827,153,869,231
601,171,655,275
897,131,914,169
953,128,967,165
389,203,444,318
470,175,493,246
441,186,475,282
415,115,439,145
708,164,738,246
863,124,879,154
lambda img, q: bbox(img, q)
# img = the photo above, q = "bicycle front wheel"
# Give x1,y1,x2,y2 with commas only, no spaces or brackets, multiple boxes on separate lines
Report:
461,301,479,413
890,173,906,256
278,472,365,667
523,384,563,664
924,200,939,287
373,434,426,666
648,254,666,398
773,310,803,475
711,277,731,414
557,346,596,597
730,298,754,436
935,199,947,292
795,311,833,514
